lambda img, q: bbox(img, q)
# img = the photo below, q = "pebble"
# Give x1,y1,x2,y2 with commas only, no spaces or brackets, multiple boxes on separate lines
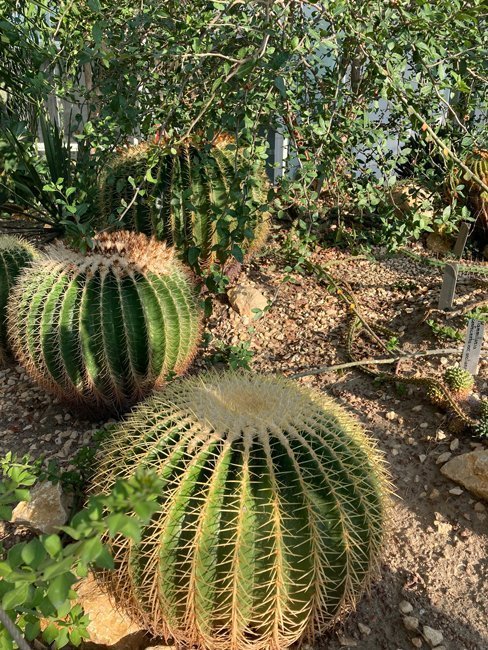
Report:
474,502,486,513
411,639,423,648
449,486,463,496
338,635,357,647
419,455,427,464
386,411,397,420
450,438,459,451
428,489,440,500
358,623,371,636
419,422,429,429
422,626,443,647
436,452,452,464
412,405,423,412
437,431,447,440
403,616,420,631
399,600,414,614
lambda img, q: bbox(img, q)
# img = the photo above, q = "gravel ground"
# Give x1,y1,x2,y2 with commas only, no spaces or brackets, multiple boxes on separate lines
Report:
1,241,487,650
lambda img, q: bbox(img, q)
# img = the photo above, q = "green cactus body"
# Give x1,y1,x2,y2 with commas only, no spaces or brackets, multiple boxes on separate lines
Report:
8,231,202,414
0,235,38,362
443,366,474,399
475,398,488,438
92,372,390,650
98,136,270,272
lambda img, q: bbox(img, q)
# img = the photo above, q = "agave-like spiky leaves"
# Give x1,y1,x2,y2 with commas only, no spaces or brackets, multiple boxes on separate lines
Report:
98,135,270,272
0,235,38,363
7,231,202,414
92,372,390,650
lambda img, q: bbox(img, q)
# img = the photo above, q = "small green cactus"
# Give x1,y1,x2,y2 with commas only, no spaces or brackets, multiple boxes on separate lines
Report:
92,372,390,650
0,235,38,363
8,231,202,414
474,399,488,438
98,135,270,273
426,382,447,409
443,366,474,399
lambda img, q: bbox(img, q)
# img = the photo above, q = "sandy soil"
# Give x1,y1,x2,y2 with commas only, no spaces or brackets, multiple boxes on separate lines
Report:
1,242,487,650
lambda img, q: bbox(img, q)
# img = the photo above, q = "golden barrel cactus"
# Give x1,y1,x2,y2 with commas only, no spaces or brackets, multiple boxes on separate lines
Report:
0,235,38,363
92,372,390,650
8,231,202,414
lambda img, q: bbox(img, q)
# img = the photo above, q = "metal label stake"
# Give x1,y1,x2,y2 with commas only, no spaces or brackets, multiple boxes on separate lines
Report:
453,222,470,259
438,263,458,311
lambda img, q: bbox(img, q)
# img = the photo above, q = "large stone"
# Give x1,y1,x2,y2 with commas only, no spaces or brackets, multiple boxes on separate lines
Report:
426,232,452,255
228,284,267,318
440,450,488,501
77,575,149,650
11,481,68,534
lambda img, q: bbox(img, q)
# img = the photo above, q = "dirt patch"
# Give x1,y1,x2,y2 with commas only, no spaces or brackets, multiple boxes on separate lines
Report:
1,243,486,650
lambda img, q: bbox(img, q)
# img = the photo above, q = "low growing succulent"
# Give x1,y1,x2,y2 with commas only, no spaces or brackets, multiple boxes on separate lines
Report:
92,372,390,650
8,231,202,414
0,235,37,363
98,135,270,273
443,366,474,400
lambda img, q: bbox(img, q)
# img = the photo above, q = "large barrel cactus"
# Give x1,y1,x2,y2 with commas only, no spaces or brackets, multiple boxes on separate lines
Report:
92,372,390,650
7,231,202,414
0,235,38,363
464,150,487,237
98,135,270,272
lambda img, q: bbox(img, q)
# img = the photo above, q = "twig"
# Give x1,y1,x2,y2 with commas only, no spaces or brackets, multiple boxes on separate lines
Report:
290,347,466,378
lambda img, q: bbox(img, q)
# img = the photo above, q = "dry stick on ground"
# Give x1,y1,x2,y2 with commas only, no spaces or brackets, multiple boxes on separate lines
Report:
290,347,465,378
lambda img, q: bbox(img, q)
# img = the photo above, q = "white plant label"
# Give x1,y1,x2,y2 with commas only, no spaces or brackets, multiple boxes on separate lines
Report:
461,319,485,375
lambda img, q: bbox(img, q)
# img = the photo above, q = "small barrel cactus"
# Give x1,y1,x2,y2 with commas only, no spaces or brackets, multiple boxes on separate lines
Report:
474,399,488,438
98,135,270,272
92,372,390,650
8,231,202,414
0,235,38,362
444,366,474,400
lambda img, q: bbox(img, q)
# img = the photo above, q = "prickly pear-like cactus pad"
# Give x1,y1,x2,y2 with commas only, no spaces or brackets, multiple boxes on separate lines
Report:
8,231,202,414
93,372,390,650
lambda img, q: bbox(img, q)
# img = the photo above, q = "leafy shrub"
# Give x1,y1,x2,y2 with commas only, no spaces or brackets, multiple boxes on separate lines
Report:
0,454,163,650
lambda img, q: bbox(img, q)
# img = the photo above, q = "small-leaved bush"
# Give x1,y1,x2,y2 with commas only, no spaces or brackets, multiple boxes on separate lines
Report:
0,454,162,650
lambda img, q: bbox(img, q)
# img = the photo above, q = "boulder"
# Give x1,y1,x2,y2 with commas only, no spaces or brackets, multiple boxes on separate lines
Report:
77,575,149,650
440,450,488,501
426,232,452,254
11,481,68,534
228,284,267,318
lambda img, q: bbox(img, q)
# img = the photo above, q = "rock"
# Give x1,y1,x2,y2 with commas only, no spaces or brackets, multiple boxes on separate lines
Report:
386,410,397,421
440,450,488,501
338,635,358,647
428,489,440,501
448,486,463,496
228,285,267,318
358,622,371,636
474,501,486,512
76,574,148,649
450,438,459,451
11,481,68,534
399,600,414,614
436,452,451,465
411,638,423,648
422,625,443,647
403,616,420,631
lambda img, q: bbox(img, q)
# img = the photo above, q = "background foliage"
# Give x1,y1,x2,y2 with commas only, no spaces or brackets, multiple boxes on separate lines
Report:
0,0,486,253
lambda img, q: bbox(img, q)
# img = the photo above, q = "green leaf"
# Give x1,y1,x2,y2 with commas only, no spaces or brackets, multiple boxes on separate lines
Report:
21,538,46,568
106,514,141,542
2,582,30,609
47,573,77,609
44,534,62,558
